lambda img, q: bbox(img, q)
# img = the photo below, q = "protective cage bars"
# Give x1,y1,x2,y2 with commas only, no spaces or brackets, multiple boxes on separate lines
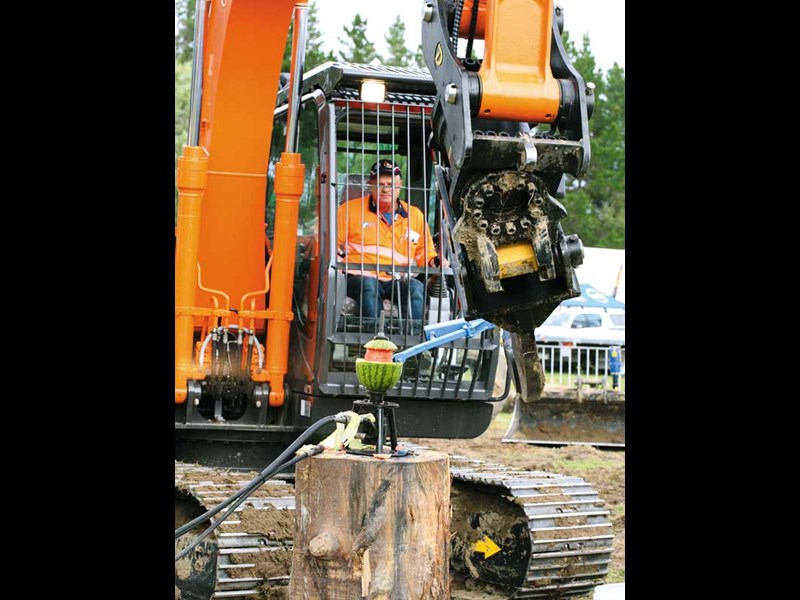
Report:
320,95,502,401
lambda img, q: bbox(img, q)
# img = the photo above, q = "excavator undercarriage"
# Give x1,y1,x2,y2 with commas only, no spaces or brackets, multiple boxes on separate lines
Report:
176,450,613,599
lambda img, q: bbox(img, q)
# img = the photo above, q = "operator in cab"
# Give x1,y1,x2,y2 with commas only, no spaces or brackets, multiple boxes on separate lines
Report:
336,159,448,322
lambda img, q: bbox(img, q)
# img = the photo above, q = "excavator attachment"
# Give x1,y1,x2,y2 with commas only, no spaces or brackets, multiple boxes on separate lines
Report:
422,0,593,411
501,331,625,447
503,390,625,448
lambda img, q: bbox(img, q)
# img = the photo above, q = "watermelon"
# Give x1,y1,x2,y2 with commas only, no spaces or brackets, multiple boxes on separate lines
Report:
363,337,398,362
356,358,403,392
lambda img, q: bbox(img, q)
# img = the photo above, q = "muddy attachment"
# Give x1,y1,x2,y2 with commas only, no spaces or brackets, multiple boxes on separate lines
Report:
503,380,625,448
502,330,546,403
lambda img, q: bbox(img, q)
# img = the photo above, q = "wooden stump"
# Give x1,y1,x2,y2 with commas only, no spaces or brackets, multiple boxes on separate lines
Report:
288,450,450,599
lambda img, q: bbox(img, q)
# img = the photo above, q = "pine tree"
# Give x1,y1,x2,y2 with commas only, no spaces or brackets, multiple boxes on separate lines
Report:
281,0,335,72
414,44,427,70
559,32,625,249
175,0,196,62
338,14,379,64
384,16,413,67
306,0,336,69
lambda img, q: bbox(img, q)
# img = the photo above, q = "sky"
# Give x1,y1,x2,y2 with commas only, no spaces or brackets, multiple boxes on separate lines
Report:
315,0,625,72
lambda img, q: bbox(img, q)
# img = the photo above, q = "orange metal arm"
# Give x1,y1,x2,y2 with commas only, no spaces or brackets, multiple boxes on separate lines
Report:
175,146,208,404
194,0,296,326
477,0,561,122
263,153,305,407
175,0,296,404
458,0,487,38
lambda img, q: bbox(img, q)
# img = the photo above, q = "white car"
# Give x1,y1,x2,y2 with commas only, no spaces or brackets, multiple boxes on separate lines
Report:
535,306,625,348
534,306,625,374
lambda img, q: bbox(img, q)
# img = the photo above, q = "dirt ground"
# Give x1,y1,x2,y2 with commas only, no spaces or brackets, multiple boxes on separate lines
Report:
407,407,625,599
177,407,624,600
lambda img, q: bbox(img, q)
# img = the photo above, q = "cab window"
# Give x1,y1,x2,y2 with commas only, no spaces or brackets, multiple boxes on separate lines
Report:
571,314,602,329
542,312,570,326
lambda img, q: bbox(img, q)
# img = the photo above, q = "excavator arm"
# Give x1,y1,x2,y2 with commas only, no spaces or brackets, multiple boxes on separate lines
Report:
423,0,593,174
175,0,304,410
422,0,593,400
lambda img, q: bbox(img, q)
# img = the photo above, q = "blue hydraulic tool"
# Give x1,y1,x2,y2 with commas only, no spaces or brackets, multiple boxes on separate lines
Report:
392,318,497,363
350,317,497,456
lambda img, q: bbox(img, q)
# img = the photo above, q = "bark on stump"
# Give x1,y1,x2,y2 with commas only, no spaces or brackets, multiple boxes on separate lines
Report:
288,449,450,599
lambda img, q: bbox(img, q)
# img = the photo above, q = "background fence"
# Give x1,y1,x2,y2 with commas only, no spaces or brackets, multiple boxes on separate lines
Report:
538,343,625,392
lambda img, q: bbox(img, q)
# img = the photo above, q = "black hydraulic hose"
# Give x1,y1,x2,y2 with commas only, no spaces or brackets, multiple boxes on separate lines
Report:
464,0,480,59
175,447,321,562
175,414,345,541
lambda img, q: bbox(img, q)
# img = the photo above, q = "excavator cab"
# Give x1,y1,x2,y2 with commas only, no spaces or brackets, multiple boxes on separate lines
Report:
268,63,508,434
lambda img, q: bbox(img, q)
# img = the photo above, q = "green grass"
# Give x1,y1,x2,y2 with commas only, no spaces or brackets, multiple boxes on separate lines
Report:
543,371,625,393
606,567,625,583
554,457,614,471
493,410,512,430
485,410,514,439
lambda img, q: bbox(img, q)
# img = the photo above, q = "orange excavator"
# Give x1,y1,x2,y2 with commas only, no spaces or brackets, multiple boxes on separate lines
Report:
176,1,613,598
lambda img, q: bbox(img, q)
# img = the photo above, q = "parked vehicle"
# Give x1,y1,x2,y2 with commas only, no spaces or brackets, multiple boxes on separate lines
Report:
535,305,624,347
534,283,624,373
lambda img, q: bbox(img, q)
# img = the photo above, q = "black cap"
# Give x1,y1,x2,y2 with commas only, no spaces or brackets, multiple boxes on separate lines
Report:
369,159,401,177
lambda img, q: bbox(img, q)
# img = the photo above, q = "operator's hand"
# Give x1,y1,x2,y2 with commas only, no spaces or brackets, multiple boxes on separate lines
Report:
428,255,449,268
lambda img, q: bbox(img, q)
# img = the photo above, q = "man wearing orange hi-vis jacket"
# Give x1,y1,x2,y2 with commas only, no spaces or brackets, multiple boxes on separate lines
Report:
337,159,448,321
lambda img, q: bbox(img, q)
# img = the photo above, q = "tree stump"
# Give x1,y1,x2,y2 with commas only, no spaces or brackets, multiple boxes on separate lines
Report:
288,450,450,599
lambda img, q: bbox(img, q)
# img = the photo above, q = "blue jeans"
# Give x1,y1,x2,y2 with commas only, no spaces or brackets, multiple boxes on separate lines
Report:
347,275,425,320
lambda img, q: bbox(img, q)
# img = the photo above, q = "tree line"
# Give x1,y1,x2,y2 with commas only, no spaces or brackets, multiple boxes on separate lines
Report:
175,0,624,248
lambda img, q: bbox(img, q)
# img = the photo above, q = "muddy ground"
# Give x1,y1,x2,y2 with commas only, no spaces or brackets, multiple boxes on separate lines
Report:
408,408,625,599
176,408,624,600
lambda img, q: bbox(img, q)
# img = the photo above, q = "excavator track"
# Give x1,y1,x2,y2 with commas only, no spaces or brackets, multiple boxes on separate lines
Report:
175,462,296,599
447,455,613,598
175,453,612,599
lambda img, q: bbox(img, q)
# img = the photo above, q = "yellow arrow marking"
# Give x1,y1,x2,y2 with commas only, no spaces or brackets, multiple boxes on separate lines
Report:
474,536,501,558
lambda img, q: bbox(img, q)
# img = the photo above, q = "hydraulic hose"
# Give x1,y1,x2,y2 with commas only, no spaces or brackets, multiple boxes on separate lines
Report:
175,413,347,556
175,448,321,562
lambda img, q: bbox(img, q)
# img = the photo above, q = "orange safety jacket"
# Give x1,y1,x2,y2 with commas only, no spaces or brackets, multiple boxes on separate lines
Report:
337,194,438,281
